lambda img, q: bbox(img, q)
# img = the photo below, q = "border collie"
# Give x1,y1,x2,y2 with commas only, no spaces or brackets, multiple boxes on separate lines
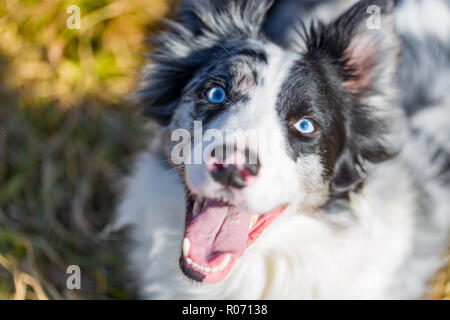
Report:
114,0,450,299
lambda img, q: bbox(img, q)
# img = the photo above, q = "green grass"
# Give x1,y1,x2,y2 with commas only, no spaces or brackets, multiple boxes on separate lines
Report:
0,81,148,299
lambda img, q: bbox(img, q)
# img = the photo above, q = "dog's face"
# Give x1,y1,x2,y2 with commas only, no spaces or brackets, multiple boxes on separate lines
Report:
138,0,398,284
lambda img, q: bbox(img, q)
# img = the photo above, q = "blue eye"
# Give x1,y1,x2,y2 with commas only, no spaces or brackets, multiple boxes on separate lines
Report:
294,119,316,134
207,86,226,104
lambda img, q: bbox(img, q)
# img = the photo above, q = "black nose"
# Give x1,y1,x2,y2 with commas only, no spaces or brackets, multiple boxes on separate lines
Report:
209,147,260,189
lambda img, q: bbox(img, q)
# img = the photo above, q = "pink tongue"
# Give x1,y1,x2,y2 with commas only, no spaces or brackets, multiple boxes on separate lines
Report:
185,199,252,264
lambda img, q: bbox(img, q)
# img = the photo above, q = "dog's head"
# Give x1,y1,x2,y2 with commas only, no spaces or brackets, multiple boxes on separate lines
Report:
137,0,399,284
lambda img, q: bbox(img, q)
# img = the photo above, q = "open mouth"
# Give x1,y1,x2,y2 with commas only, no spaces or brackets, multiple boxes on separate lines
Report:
180,195,286,284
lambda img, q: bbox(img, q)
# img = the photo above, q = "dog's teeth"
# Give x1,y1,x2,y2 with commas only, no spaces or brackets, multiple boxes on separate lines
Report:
249,215,259,230
219,254,231,271
182,238,190,257
193,202,199,217
186,259,212,273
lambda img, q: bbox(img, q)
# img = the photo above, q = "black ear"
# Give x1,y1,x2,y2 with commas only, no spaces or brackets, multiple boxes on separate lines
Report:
302,0,399,195
303,0,398,95
137,46,219,125
136,0,275,126
331,148,365,196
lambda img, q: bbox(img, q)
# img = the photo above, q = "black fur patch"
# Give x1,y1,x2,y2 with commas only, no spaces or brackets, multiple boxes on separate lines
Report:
183,46,267,126
276,60,346,181
140,46,224,125
138,0,276,126
277,0,398,196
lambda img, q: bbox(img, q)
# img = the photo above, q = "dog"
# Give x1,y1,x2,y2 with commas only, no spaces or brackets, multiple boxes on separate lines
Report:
114,0,450,299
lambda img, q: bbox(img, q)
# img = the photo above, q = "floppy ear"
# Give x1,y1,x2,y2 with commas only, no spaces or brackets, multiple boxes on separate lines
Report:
302,0,399,195
136,0,275,126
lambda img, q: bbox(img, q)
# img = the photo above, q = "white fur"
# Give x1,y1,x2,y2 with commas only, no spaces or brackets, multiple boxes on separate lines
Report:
115,137,448,299
396,0,450,43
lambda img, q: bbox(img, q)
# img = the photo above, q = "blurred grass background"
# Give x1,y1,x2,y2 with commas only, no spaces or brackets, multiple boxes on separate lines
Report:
0,0,448,300
0,0,177,299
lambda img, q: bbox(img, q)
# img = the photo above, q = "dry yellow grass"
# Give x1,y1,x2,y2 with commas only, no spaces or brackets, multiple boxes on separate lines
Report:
0,0,176,106
0,0,448,300
429,252,450,300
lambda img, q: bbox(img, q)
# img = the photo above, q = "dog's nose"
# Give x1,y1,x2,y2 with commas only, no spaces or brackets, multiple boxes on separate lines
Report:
207,145,260,189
